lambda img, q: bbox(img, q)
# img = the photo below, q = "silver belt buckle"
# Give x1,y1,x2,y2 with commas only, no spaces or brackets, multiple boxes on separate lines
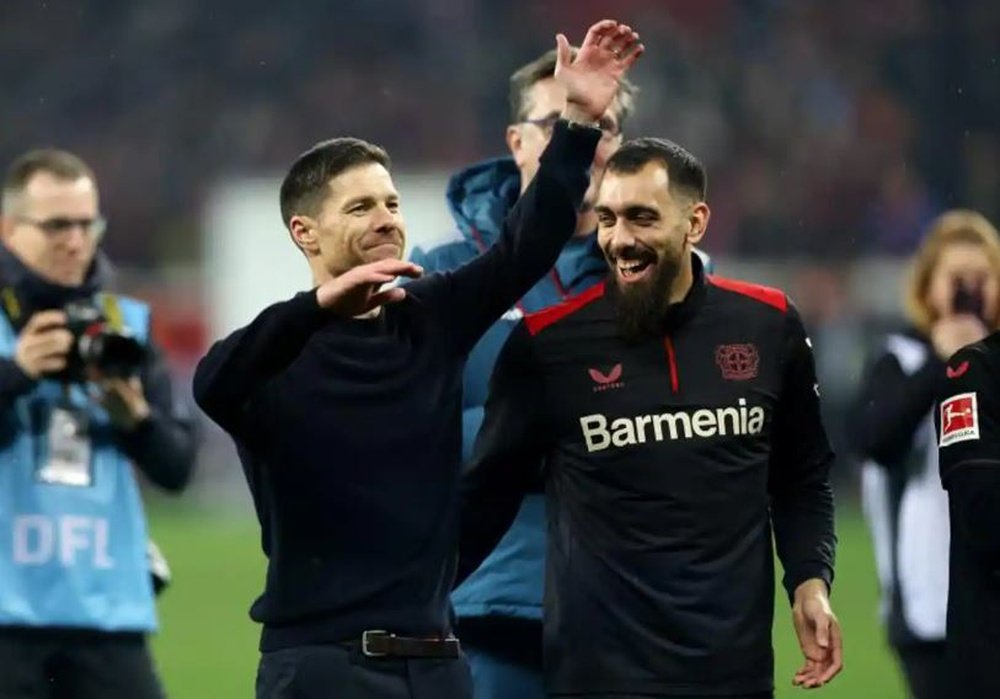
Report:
362,629,391,657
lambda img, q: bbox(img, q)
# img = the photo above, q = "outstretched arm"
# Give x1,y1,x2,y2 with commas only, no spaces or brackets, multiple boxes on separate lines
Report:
408,20,644,356
193,259,422,437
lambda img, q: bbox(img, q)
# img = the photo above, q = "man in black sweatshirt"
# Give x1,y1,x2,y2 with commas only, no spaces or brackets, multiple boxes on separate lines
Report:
193,19,643,699
460,137,842,697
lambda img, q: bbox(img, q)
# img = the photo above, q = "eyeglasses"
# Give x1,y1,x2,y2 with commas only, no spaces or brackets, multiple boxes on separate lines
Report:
15,215,107,239
522,113,621,140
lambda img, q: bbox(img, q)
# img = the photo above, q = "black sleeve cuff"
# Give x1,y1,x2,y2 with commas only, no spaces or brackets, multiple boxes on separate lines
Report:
294,289,326,321
538,119,602,196
784,564,835,605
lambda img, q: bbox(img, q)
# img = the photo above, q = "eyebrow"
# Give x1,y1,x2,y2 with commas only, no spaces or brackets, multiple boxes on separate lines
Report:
623,205,660,218
340,193,398,211
594,204,661,218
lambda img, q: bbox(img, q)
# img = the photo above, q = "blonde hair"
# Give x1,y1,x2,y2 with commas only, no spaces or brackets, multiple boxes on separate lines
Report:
905,209,1000,333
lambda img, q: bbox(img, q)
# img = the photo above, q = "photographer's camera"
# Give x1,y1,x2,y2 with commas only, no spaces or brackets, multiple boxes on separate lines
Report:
58,300,147,382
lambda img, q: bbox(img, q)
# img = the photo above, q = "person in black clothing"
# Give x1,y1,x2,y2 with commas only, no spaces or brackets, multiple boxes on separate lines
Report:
936,331,1000,699
0,149,196,699
460,138,841,697
192,20,644,699
850,209,1000,699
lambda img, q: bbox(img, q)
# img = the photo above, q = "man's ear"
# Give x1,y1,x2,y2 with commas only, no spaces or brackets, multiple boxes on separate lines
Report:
687,202,711,246
0,215,14,243
288,215,319,254
506,125,524,166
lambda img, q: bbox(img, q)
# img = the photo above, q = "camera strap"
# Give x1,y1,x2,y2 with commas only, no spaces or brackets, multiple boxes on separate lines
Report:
0,286,23,325
97,293,125,333
0,287,125,332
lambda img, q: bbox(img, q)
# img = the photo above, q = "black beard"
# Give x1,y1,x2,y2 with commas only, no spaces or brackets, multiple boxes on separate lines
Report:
608,255,682,343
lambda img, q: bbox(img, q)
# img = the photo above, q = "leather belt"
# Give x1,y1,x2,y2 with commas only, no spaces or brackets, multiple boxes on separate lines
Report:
355,630,461,659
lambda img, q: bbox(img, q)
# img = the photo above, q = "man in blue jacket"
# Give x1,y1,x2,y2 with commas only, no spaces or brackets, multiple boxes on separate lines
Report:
411,49,710,699
0,149,197,698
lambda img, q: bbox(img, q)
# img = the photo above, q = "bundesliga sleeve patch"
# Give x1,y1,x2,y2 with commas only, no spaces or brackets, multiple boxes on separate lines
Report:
939,392,980,447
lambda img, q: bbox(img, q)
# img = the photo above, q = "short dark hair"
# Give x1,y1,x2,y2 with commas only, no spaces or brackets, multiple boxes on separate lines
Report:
2,149,95,212
605,137,707,201
279,137,390,226
508,48,638,126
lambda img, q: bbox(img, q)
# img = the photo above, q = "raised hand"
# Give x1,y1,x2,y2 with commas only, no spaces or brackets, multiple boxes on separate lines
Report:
555,19,644,124
96,376,151,431
315,258,423,318
931,314,989,360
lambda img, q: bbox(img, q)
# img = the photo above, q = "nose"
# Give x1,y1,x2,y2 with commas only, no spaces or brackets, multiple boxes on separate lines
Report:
371,202,397,227
605,222,638,254
59,225,89,252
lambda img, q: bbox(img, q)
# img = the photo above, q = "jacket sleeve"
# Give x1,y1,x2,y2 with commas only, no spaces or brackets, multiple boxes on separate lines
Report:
0,358,37,406
405,121,598,357
769,303,837,603
850,340,943,466
118,340,198,492
192,291,327,440
457,322,547,585
937,345,1000,567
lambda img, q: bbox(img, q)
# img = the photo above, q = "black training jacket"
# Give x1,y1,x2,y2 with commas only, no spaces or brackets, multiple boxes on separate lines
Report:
936,332,1000,699
461,255,836,696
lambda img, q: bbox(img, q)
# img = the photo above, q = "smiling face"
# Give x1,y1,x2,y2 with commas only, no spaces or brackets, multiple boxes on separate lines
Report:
595,160,710,340
596,161,708,290
287,161,406,281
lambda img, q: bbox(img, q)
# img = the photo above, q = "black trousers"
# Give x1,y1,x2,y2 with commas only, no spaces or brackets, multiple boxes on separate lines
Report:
256,643,473,699
0,627,165,699
896,641,949,699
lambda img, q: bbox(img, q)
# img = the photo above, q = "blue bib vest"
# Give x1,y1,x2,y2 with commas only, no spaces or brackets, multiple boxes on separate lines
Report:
0,294,157,632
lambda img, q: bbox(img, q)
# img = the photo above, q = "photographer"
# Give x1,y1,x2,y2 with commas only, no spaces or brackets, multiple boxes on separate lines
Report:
0,150,196,698
850,209,1000,699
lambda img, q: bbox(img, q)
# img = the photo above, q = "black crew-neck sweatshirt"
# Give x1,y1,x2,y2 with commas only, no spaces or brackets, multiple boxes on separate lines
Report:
192,121,599,651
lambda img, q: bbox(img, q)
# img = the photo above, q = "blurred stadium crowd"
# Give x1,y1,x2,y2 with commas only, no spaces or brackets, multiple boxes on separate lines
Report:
1,0,998,490
3,0,998,264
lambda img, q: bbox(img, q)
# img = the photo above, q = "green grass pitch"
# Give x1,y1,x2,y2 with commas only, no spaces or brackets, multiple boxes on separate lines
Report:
148,505,907,698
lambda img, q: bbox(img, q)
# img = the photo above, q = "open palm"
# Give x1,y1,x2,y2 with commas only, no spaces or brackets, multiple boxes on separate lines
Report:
554,20,644,122
316,259,423,317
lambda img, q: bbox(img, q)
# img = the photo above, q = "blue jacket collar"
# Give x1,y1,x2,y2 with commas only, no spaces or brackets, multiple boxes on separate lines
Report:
446,157,606,291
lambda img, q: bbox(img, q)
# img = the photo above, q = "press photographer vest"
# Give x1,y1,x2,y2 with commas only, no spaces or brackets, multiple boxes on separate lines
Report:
0,294,157,632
